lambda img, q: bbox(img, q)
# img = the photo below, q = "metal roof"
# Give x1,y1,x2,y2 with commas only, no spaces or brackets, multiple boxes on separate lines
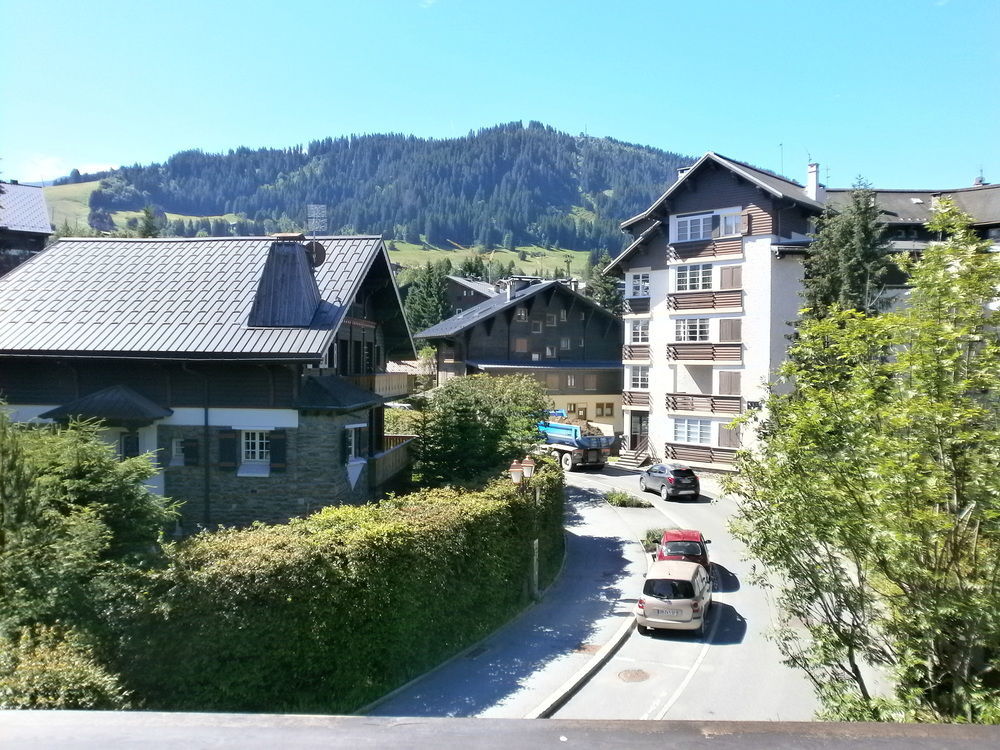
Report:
39,384,174,422
0,182,52,234
467,360,622,370
446,275,498,297
297,375,383,412
0,235,385,360
414,280,617,340
827,184,1000,226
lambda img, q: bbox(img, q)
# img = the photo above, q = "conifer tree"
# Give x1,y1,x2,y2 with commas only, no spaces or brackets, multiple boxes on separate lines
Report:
584,252,622,315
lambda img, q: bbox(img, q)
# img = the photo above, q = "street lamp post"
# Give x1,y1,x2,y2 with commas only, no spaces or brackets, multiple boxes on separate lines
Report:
510,456,540,600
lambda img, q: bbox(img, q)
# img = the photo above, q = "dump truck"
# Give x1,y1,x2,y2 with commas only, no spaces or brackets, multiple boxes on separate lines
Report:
538,410,615,471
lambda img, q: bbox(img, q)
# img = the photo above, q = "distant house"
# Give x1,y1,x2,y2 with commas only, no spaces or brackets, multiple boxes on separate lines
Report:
0,180,52,276
0,234,415,530
445,275,497,314
415,277,623,436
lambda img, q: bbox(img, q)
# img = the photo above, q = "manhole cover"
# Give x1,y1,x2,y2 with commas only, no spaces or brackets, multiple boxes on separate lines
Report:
618,669,650,683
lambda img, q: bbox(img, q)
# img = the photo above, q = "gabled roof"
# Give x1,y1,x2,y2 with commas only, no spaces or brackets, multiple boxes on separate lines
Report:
827,184,1000,226
619,152,823,232
0,235,390,360
414,280,615,340
0,182,52,235
446,275,498,297
39,384,173,423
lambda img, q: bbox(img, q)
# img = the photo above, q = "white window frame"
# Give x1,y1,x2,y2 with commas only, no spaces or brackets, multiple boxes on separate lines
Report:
577,337,585,348
566,374,576,388
628,365,649,390
675,212,713,242
628,272,650,298
559,308,568,322
630,319,649,344
345,423,366,462
515,306,528,321
531,352,541,361
720,212,741,237
238,430,271,477
531,320,543,334
676,263,713,292
560,336,571,350
545,313,557,327
545,345,557,358
675,318,710,342
673,418,711,445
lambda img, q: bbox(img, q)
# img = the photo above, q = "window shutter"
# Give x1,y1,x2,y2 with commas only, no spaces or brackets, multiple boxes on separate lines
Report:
340,429,349,464
218,430,238,469
720,319,742,342
182,438,200,466
720,266,742,290
719,423,741,448
740,211,751,235
121,432,140,459
719,371,741,395
360,427,370,458
269,430,287,473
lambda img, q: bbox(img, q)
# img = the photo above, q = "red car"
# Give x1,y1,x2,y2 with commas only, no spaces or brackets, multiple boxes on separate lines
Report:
655,529,711,570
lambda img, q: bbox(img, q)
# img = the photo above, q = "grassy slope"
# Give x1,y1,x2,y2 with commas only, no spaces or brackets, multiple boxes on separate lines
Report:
44,183,599,275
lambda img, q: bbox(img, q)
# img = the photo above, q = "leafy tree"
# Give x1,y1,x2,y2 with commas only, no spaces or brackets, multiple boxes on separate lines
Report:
585,251,623,315
727,200,1000,722
415,374,551,486
404,262,452,333
803,180,892,317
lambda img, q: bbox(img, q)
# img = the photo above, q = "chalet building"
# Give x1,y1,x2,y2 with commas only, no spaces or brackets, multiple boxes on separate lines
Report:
445,275,497,314
606,152,1000,471
414,277,624,435
0,180,53,276
0,234,415,530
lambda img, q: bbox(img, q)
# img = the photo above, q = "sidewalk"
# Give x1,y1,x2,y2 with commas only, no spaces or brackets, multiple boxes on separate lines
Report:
363,480,648,718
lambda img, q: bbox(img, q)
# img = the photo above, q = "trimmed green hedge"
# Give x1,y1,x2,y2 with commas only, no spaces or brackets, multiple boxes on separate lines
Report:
112,459,564,713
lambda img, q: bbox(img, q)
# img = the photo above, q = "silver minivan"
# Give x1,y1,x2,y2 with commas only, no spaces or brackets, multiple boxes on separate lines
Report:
634,560,712,637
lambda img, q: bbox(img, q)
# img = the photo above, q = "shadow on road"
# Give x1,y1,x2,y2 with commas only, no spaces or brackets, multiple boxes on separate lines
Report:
711,563,741,593
708,602,747,645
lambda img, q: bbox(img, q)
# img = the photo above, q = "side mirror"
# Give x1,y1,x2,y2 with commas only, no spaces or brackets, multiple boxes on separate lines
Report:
705,539,712,544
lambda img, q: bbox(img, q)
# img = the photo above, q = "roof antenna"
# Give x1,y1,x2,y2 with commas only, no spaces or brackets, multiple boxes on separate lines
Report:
778,143,784,175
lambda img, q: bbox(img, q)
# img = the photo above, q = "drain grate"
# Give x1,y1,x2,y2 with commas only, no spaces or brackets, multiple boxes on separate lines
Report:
618,669,650,683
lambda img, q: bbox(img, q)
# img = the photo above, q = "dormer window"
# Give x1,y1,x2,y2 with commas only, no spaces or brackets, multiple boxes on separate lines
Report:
515,306,528,321
676,213,713,242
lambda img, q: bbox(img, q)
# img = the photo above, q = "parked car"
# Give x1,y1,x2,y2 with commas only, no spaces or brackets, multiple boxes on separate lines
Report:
638,463,700,500
635,559,712,636
655,529,711,570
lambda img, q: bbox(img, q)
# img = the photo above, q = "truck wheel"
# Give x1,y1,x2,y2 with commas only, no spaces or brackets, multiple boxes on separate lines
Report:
561,452,573,472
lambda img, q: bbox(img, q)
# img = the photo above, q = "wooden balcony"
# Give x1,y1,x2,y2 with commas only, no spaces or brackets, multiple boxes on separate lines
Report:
667,342,742,362
668,289,742,311
369,434,416,488
623,344,651,361
666,393,742,414
344,372,415,398
622,390,650,407
668,237,742,261
664,442,737,465
623,297,650,315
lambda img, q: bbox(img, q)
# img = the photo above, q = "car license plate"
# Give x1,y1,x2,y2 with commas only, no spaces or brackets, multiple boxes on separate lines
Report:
654,608,681,617
678,490,696,495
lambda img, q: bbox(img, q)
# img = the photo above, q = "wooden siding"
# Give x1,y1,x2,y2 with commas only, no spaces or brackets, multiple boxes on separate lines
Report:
667,343,742,361
623,344,651,361
344,372,414,398
668,165,775,235
664,442,737,465
668,237,743,262
668,290,742,310
370,435,414,487
666,393,742,414
623,297,650,314
622,390,650,407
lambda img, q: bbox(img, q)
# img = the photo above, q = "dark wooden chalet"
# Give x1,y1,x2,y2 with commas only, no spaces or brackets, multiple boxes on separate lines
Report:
0,234,415,530
445,275,497,314
0,180,52,276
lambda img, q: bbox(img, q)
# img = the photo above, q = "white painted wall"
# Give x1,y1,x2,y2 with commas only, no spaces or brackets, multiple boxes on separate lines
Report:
741,236,775,404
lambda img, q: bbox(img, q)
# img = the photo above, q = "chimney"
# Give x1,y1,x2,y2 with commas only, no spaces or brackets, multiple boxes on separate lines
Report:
505,280,514,302
805,163,825,202
676,166,691,179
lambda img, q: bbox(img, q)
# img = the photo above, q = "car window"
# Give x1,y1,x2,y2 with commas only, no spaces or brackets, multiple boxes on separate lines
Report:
662,541,703,557
643,578,695,599
671,468,696,478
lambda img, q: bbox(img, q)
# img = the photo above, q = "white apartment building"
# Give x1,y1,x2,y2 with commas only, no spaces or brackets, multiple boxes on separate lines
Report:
607,152,1000,471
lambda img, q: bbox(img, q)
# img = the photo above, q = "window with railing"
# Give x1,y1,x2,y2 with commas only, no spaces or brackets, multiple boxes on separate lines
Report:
629,365,649,390
630,319,649,343
676,263,713,291
676,213,712,242
629,273,650,298
675,318,709,342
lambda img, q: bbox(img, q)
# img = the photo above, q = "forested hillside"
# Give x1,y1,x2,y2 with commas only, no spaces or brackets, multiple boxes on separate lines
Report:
63,122,691,253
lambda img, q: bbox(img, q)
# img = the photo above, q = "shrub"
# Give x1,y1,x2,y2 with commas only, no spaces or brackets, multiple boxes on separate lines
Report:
605,490,649,508
0,625,130,710
643,527,670,552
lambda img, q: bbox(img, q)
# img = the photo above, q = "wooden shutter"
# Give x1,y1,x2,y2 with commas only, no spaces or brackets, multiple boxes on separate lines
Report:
740,211,751,235
719,371,741,396
182,438,200,466
719,423,741,448
719,319,742,342
218,430,238,469
269,430,287,473
720,266,743,290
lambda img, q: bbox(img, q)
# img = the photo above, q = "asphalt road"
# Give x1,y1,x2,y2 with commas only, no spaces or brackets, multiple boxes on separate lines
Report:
553,467,818,721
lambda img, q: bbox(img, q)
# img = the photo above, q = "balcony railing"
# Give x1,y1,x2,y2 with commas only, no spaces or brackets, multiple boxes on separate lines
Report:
622,390,650,407
668,290,742,311
623,297,650,315
667,342,742,362
667,237,742,261
622,344,651,361
344,373,415,398
664,442,737,465
369,434,416,488
666,393,743,414
622,435,649,453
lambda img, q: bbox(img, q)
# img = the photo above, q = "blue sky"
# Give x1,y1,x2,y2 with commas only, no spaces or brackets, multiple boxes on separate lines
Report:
2,0,997,190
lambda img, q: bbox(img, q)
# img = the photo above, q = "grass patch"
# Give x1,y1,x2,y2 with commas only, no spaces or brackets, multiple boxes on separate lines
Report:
605,490,650,508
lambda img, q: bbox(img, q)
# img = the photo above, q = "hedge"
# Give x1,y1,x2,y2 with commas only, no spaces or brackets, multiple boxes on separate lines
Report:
110,458,564,713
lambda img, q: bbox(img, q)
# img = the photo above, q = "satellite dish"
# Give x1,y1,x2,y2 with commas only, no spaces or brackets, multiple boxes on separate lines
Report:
305,241,326,267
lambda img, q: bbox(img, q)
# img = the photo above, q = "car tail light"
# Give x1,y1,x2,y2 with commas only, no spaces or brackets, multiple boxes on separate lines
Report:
691,600,700,614
667,476,675,484
637,598,645,610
